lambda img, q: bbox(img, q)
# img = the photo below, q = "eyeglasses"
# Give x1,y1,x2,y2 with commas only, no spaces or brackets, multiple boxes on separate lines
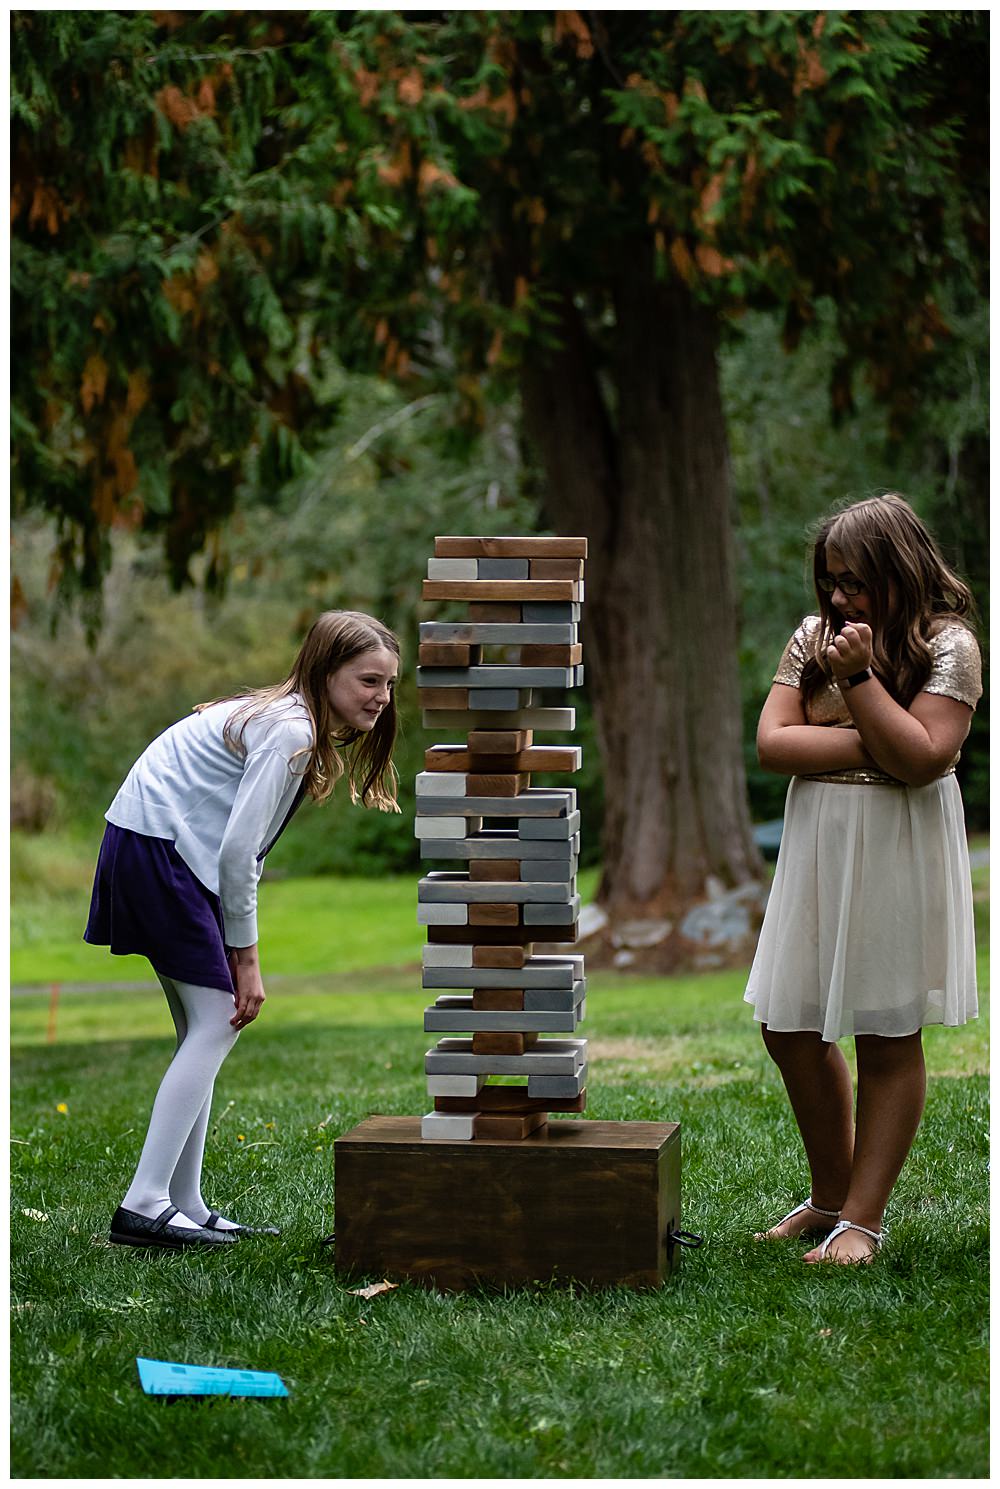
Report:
818,574,866,597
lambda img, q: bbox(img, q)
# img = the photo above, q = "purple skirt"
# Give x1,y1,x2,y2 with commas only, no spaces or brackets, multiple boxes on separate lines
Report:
84,824,236,994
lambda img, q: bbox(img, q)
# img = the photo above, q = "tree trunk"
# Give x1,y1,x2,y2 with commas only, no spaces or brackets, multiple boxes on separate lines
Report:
521,270,765,970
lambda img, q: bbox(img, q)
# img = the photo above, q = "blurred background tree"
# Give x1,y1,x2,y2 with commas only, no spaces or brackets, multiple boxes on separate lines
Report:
11,11,987,965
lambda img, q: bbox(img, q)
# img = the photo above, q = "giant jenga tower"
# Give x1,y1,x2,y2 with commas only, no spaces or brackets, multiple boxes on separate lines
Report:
333,536,687,1289
416,534,587,1141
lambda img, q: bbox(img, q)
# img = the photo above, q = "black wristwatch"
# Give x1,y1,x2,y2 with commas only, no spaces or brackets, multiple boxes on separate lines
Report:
843,669,873,689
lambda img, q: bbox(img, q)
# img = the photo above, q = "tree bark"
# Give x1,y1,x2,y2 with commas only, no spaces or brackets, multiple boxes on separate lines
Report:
521,270,765,970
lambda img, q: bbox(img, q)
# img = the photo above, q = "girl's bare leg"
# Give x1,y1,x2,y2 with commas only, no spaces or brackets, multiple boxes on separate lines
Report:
804,1030,926,1263
758,1025,856,1237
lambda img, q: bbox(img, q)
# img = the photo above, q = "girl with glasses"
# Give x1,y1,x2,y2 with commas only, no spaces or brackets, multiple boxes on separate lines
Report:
745,494,981,1263
84,611,401,1250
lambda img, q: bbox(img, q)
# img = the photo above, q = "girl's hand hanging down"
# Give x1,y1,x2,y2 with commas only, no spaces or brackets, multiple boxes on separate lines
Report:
228,947,266,1028
826,622,874,679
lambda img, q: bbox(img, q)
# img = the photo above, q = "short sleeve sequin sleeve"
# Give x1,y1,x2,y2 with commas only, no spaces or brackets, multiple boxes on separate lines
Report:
773,616,821,689
923,623,982,709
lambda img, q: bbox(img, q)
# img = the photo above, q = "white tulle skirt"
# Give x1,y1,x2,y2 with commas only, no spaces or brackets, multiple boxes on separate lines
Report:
744,774,978,1041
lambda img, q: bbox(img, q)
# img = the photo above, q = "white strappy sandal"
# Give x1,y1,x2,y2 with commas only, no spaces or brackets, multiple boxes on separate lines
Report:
755,1197,841,1240
812,1218,884,1263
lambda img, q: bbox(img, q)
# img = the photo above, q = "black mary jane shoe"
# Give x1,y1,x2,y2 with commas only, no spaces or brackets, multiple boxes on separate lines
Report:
110,1204,239,1250
203,1209,281,1237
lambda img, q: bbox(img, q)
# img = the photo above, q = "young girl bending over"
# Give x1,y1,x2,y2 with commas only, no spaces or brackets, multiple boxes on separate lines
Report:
85,611,400,1250
745,494,981,1264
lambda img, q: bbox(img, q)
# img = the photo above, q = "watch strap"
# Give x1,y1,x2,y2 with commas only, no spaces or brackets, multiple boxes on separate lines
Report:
844,669,873,689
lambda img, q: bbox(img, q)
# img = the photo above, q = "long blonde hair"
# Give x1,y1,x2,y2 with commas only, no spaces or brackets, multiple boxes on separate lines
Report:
196,610,401,810
802,493,976,707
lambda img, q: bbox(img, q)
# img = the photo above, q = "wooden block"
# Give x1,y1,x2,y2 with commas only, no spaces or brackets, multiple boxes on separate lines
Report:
419,789,573,818
416,771,467,797
469,903,520,927
435,1087,586,1114
519,644,583,665
467,729,531,754
471,988,525,1010
474,1111,548,1140
421,622,578,644
528,558,586,580
417,903,468,925
478,558,529,579
465,774,529,798
416,664,572,688
418,688,469,710
423,944,474,968
468,603,522,621
427,922,578,945
433,536,588,558
427,558,479,580
424,745,581,774
423,708,574,732
473,944,528,967
421,1111,477,1141
334,1116,682,1289
418,642,478,666
422,581,580,602
470,860,521,881
472,1031,538,1055
425,1036,584,1075
425,1073,485,1096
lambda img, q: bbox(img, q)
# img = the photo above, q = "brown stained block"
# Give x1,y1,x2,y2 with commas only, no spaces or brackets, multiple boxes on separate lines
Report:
519,644,583,666
471,1030,538,1055
469,903,520,927
467,730,532,754
418,642,480,667
473,945,529,967
422,581,580,602
475,1111,548,1140
427,923,577,945
418,688,469,710
434,536,588,558
425,746,578,774
465,774,529,798
334,1116,682,1289
468,603,522,621
528,558,586,580
434,1087,585,1114
469,861,521,882
471,988,525,1010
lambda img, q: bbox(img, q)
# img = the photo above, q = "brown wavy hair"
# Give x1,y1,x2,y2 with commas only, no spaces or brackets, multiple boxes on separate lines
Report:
196,610,401,810
801,493,976,708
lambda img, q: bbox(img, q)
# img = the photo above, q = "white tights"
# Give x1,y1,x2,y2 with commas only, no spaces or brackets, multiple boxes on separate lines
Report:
120,974,240,1231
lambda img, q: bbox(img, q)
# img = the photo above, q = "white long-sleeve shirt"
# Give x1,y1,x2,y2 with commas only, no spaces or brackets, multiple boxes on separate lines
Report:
105,694,314,946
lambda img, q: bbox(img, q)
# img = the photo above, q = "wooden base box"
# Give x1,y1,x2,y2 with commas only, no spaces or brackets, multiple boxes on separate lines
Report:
333,1116,683,1289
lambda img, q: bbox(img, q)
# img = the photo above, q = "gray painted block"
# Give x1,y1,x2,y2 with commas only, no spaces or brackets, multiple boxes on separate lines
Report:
519,810,581,839
422,961,577,990
477,558,530,579
527,1063,588,1097
426,1073,485,1096
416,666,575,688
422,707,575,731
467,689,530,710
421,1111,476,1141
523,980,587,1011
420,622,578,644
530,858,579,881
414,816,482,837
524,895,581,924
421,835,575,861
419,873,573,905
417,902,469,925
425,1037,586,1075
522,603,581,622
416,772,467,797
415,789,574,818
422,945,475,968
575,664,585,686
427,558,479,581
424,999,582,1033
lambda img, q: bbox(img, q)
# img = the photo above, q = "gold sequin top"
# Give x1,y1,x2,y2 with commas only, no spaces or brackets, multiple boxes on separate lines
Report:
773,615,982,785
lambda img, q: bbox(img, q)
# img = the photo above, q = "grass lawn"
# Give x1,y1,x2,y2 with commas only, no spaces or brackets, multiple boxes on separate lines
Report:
10,853,989,1479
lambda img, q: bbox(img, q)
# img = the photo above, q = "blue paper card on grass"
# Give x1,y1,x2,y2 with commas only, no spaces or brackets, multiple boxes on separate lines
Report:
137,1357,289,1398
